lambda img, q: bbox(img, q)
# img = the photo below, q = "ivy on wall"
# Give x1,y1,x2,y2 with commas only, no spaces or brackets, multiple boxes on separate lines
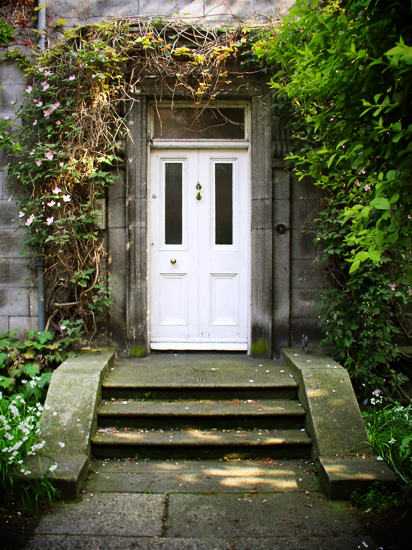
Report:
4,20,262,337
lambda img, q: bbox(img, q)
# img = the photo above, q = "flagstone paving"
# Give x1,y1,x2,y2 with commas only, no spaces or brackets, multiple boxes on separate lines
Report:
24,458,379,550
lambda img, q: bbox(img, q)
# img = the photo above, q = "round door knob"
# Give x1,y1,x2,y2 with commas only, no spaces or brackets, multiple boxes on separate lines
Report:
170,258,177,265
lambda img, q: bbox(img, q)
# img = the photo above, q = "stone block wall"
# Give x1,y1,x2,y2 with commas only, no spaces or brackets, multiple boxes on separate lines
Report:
0,63,38,337
48,0,293,28
289,176,324,347
107,171,128,353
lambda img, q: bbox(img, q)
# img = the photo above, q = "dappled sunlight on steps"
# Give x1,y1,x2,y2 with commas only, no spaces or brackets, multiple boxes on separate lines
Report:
91,354,313,460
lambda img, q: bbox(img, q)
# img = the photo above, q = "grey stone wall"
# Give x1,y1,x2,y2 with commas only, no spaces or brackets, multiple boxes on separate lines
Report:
48,0,294,28
289,176,323,348
0,63,38,337
107,171,128,353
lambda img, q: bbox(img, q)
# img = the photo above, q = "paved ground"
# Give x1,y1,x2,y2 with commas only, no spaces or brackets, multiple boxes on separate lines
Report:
23,458,380,550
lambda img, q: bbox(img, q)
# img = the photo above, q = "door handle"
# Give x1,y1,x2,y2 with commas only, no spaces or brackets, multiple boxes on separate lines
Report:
196,182,202,201
170,258,177,265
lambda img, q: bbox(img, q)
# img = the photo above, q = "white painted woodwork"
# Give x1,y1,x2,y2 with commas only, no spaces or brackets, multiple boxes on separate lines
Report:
149,148,250,350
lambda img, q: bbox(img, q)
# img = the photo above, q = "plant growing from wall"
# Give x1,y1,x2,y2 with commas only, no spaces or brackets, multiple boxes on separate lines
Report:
255,0,412,400
5,19,262,337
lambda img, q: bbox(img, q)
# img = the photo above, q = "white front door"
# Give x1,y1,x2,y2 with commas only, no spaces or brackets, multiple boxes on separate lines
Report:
149,148,250,350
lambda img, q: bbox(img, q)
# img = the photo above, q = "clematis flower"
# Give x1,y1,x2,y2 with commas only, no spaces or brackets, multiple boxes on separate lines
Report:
63,194,71,202
38,67,45,73
51,102,60,111
43,109,51,118
35,159,42,166
68,75,75,81
52,186,61,195
389,283,396,291
25,86,33,94
25,214,34,226
41,81,50,91
18,211,25,218
47,200,56,207
44,70,52,77
44,151,54,160
46,217,54,225
56,121,61,126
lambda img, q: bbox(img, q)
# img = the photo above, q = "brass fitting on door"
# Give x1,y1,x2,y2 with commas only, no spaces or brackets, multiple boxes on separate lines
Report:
196,182,202,201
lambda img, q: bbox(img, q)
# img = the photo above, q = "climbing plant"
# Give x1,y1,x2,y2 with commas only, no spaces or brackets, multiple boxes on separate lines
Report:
5,20,262,337
255,0,412,400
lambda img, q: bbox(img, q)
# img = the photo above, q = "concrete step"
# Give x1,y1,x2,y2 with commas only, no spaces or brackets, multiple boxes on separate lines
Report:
92,428,312,459
102,361,298,400
98,399,306,430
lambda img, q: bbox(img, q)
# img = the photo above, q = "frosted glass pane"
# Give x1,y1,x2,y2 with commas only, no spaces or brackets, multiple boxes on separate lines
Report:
154,108,244,139
165,163,182,245
215,163,233,245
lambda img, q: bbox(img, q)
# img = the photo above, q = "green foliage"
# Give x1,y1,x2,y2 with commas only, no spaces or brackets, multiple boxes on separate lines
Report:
0,18,14,45
256,0,412,395
0,330,81,405
0,329,80,507
351,481,412,513
362,402,412,485
0,394,59,507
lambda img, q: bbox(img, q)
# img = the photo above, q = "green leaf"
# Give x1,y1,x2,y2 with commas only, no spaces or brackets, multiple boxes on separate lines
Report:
386,170,397,181
23,363,40,378
370,197,390,210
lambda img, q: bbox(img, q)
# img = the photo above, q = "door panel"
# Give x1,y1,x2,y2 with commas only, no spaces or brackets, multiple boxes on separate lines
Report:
149,149,249,349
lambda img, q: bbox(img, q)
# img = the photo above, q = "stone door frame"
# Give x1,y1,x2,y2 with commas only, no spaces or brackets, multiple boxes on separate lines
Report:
125,87,286,357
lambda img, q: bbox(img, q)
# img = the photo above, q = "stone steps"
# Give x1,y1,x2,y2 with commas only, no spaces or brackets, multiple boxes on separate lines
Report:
92,429,312,459
98,399,306,430
91,355,312,460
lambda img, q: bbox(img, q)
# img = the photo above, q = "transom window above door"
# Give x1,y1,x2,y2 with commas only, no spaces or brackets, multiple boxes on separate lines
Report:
150,104,248,140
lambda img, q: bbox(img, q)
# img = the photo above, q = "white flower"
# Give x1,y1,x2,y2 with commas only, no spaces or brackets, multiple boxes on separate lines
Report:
49,464,58,472
52,186,62,195
25,86,33,94
47,200,56,207
46,217,54,225
58,442,65,448
63,194,71,202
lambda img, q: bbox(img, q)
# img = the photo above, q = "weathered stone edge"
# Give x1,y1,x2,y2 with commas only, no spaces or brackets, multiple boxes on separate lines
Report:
282,348,397,500
16,348,116,500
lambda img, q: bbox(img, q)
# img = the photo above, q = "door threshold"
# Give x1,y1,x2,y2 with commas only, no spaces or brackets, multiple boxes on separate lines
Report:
151,343,248,351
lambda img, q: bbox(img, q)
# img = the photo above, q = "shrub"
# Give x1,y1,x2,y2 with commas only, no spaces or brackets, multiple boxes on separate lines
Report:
362,401,412,485
0,329,82,405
